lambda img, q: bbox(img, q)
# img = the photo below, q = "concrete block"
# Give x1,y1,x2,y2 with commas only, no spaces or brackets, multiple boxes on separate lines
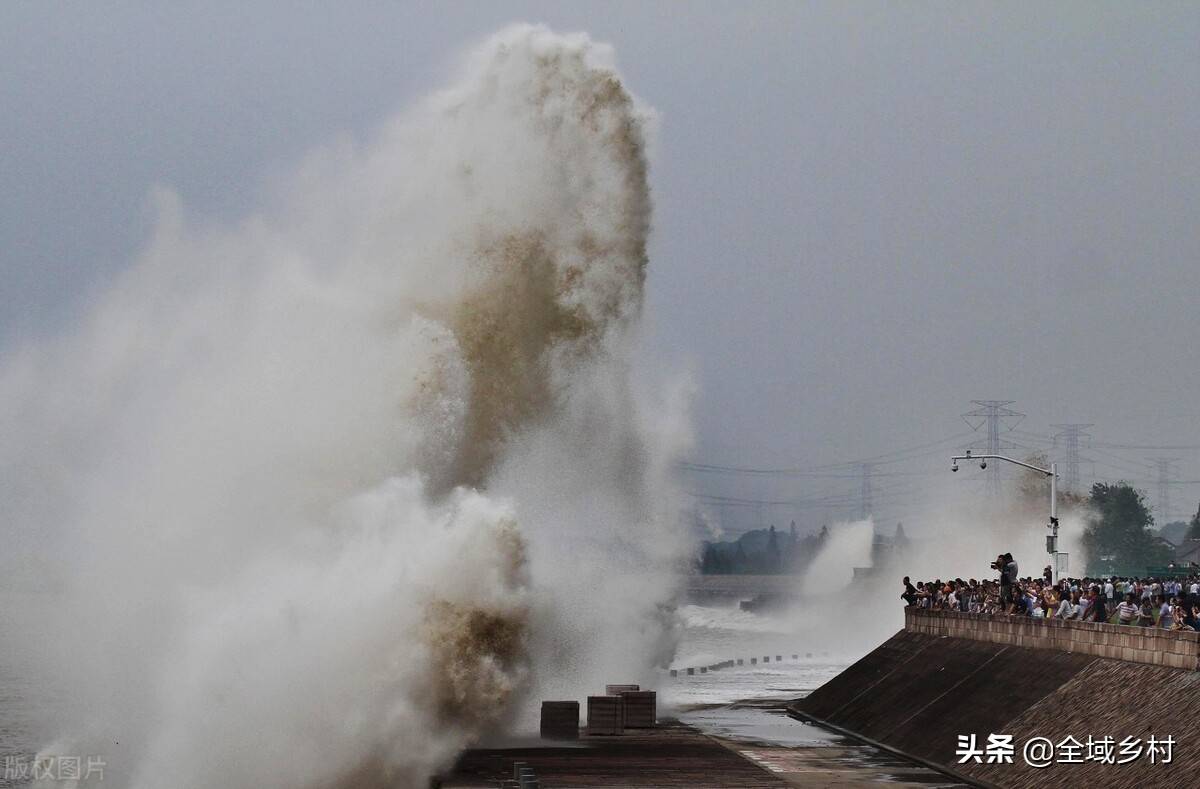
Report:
1163,652,1186,670
540,701,580,740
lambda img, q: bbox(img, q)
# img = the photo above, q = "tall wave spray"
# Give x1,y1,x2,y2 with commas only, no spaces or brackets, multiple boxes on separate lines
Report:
0,25,690,789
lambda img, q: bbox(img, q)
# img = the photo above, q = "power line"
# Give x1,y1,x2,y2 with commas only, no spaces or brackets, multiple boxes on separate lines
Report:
1088,446,1157,475
685,489,918,511
858,462,874,521
1090,465,1148,482
1010,429,1056,446
1092,441,1200,451
685,475,919,512
678,464,930,479
676,430,976,476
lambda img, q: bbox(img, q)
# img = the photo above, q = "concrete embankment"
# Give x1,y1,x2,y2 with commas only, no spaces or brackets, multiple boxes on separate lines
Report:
790,608,1200,788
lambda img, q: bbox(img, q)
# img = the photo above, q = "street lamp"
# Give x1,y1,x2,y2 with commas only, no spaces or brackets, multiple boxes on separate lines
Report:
950,449,1064,583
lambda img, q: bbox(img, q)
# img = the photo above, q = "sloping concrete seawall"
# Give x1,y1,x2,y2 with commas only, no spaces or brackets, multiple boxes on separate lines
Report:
790,609,1200,788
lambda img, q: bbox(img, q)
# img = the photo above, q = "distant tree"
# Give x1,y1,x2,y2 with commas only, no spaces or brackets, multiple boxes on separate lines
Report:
1158,520,1191,547
894,522,909,549
1082,482,1173,575
734,541,749,574
1187,502,1200,541
800,525,828,562
766,525,781,573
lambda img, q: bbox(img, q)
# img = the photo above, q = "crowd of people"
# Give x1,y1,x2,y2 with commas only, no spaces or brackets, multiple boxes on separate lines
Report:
900,553,1200,631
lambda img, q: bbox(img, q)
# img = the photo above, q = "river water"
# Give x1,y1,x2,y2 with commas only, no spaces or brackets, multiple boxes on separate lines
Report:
0,592,60,789
2,597,924,786
666,603,853,707
665,602,971,787
664,603,854,740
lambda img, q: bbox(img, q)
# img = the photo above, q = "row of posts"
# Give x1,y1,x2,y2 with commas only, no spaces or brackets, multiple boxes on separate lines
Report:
669,651,827,677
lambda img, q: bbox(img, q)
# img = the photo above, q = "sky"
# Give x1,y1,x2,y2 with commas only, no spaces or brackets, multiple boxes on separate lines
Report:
3,1,1199,533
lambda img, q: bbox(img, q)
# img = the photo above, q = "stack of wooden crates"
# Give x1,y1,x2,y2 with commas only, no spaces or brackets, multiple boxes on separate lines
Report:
584,684,656,735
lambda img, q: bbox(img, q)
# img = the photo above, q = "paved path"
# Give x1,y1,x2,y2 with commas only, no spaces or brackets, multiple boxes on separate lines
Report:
729,742,968,788
439,721,968,788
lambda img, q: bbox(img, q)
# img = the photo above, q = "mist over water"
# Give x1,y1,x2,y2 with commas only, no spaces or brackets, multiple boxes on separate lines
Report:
799,519,874,597
676,498,1088,689
0,25,690,789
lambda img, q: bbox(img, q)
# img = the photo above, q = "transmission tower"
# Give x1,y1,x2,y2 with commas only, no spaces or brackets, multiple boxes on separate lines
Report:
1149,458,1181,523
1051,423,1093,493
962,400,1025,498
857,462,875,521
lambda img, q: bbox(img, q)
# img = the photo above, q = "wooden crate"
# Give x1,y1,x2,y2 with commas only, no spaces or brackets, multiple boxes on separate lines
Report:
619,690,656,728
586,695,623,735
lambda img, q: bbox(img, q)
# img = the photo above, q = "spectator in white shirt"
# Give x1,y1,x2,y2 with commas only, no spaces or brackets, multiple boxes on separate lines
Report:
1116,594,1139,625
1060,591,1082,620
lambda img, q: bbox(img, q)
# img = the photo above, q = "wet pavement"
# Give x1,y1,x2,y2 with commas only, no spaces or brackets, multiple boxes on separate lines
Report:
682,701,972,788
441,708,972,788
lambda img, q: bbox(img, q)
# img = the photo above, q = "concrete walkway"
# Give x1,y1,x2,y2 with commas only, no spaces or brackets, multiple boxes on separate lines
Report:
724,740,968,788
439,720,968,788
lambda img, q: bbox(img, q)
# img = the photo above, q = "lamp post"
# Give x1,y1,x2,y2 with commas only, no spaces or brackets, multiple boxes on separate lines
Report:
951,450,1063,584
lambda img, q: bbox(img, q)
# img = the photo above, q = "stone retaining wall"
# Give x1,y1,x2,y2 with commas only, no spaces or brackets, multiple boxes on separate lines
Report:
905,607,1200,670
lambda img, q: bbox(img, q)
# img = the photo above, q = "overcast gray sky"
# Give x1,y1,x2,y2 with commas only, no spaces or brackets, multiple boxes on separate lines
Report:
4,2,1199,532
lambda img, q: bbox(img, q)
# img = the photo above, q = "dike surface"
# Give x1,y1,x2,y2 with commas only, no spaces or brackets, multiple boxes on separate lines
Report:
790,608,1200,788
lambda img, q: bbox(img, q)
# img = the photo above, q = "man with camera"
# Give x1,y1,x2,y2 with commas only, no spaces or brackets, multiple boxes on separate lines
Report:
992,552,1017,612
